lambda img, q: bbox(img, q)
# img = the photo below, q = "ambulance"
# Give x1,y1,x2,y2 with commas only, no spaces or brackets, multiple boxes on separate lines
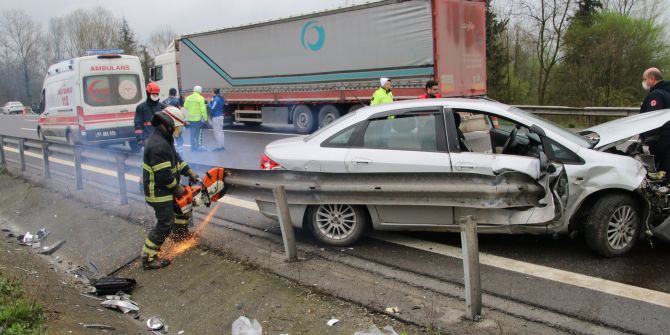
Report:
38,50,145,149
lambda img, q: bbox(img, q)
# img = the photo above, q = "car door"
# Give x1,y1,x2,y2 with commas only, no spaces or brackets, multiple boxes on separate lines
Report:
344,107,454,227
344,108,451,173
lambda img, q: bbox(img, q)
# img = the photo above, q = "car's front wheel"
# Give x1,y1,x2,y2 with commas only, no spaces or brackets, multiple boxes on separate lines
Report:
307,204,368,246
585,194,641,257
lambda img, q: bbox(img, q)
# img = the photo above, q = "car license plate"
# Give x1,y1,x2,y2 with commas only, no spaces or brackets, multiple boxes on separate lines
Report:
95,130,117,138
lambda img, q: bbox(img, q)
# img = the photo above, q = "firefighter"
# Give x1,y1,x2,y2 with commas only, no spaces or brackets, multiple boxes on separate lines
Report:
134,82,166,147
371,77,394,105
141,106,199,270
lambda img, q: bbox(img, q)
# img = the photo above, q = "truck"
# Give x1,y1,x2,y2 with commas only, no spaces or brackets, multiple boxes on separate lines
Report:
151,0,486,133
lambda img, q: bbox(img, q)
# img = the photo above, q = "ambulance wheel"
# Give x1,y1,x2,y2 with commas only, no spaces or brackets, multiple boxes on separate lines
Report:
37,128,46,141
66,131,76,146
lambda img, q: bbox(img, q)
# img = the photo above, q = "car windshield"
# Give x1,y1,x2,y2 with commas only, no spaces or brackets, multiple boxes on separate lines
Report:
303,108,360,142
506,106,593,147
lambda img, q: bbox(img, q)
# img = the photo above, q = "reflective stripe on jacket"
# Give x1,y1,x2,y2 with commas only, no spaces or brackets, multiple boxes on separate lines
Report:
184,92,208,122
371,87,393,105
143,128,190,203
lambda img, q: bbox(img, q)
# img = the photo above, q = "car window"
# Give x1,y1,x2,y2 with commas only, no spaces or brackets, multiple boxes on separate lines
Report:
361,114,437,151
322,124,359,147
83,74,142,107
547,138,582,164
304,109,359,142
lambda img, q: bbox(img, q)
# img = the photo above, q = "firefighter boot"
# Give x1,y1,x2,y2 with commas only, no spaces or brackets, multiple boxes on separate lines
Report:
141,255,171,270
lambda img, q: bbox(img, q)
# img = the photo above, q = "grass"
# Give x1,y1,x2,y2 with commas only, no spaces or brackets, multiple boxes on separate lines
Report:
0,276,45,335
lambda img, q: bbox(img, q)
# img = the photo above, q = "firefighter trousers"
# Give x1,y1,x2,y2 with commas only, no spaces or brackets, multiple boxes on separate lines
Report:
142,201,191,259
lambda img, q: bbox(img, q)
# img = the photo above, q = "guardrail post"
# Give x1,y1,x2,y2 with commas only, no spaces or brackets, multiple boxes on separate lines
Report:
460,215,482,321
18,139,26,172
0,136,5,167
273,185,297,262
115,153,128,205
73,146,83,190
41,142,50,179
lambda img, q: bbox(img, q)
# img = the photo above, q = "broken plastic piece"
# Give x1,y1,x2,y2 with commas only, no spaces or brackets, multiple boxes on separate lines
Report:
327,319,340,326
39,240,65,255
101,299,139,314
232,316,262,335
82,324,116,330
92,277,136,295
384,306,401,314
146,317,165,330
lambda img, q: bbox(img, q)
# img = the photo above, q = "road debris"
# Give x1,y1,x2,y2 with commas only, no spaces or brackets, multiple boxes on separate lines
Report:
384,306,401,314
92,277,136,295
81,323,116,330
232,316,262,335
146,317,165,331
354,325,400,335
101,298,139,314
327,319,340,326
38,240,66,255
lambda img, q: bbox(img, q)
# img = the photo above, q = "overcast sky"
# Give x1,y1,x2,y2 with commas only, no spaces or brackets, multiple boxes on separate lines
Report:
5,0,374,40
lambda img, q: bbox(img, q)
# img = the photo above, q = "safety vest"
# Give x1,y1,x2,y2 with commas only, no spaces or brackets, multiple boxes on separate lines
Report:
371,87,394,105
184,92,208,122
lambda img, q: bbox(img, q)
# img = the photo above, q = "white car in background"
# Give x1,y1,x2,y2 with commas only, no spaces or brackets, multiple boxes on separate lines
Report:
3,101,25,114
259,98,670,257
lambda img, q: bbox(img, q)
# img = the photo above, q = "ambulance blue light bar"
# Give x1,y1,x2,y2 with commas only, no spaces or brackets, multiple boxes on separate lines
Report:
86,48,124,56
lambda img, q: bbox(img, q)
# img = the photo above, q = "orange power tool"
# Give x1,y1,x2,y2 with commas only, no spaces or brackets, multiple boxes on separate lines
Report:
175,167,227,215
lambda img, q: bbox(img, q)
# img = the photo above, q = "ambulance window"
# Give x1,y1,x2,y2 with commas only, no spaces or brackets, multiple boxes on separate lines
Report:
83,74,142,106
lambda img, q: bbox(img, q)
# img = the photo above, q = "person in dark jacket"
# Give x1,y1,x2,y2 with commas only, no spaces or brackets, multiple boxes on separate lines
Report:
640,67,670,172
140,106,199,270
134,82,166,147
161,88,184,153
208,88,225,151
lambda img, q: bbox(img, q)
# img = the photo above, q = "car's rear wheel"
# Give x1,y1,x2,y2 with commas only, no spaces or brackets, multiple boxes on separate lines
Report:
585,194,640,257
308,204,368,246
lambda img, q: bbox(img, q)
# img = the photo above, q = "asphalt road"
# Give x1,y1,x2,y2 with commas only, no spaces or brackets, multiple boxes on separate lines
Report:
3,114,670,333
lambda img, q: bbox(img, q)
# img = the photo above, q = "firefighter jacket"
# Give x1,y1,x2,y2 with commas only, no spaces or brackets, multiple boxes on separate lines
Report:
142,127,190,203
134,97,166,140
371,87,394,105
184,92,208,122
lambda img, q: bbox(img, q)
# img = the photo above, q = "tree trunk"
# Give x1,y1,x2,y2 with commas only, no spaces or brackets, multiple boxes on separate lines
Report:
22,61,32,105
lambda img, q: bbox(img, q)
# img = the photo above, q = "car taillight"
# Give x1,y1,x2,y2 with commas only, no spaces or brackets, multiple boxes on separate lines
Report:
260,154,281,170
77,106,85,131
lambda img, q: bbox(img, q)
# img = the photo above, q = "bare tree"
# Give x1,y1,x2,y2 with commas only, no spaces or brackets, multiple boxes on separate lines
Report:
603,0,664,20
0,9,42,104
60,7,121,57
146,26,177,57
520,0,573,105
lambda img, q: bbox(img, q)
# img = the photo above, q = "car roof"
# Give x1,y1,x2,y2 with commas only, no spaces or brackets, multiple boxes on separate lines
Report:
354,98,519,120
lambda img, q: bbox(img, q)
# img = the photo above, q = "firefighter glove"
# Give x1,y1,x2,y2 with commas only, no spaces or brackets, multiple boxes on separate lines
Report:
187,169,200,183
174,184,185,197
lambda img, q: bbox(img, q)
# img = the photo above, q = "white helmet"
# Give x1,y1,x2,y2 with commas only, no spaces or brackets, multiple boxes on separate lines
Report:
193,85,202,93
152,106,187,128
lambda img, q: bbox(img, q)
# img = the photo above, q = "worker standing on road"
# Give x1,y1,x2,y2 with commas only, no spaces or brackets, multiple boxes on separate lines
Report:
640,68,670,172
141,106,200,270
371,78,394,105
162,88,184,154
134,83,166,147
208,88,225,151
419,80,442,99
184,86,208,152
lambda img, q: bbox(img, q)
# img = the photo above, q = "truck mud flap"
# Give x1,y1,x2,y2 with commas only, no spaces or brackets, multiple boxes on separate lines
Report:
223,169,545,209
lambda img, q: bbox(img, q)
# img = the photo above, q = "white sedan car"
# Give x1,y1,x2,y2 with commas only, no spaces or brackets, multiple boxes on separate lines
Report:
259,99,670,257
3,101,25,114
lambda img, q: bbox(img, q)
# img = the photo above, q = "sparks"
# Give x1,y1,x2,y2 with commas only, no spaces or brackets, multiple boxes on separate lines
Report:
160,203,220,260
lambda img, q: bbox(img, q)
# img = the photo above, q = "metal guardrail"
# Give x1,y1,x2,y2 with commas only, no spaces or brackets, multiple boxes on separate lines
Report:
515,105,639,117
0,134,141,205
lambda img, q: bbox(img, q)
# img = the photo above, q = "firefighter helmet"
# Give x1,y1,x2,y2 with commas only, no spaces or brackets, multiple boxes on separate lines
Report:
146,82,160,94
152,106,187,128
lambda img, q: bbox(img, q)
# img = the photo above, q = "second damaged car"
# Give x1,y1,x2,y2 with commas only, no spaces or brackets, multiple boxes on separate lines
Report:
253,99,670,257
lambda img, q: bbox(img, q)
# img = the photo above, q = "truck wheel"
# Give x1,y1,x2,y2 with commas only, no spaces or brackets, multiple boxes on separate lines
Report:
584,194,641,257
348,104,365,114
293,104,315,134
307,204,368,246
318,104,340,128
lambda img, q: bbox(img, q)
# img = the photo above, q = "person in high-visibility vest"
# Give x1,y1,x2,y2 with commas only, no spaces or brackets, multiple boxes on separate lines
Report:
183,86,208,152
141,106,199,270
371,78,394,105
